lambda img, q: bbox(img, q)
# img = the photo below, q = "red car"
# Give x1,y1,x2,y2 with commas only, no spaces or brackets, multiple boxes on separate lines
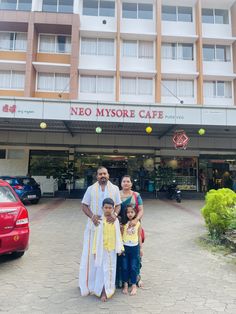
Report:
0,179,29,258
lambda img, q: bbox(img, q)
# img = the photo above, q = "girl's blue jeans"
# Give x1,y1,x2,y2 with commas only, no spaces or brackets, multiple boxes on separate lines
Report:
122,244,139,285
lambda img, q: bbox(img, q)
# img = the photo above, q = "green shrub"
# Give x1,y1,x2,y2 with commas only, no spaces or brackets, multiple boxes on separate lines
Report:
201,188,236,240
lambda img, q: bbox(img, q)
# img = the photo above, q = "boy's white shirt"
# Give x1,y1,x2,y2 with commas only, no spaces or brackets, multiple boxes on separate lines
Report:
94,216,123,267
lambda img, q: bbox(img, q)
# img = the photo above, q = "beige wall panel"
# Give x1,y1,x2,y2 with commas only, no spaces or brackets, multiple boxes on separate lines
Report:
36,53,70,64
0,51,26,61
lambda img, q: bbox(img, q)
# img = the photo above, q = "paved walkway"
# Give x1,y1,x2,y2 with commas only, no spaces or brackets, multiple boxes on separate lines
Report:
0,198,235,314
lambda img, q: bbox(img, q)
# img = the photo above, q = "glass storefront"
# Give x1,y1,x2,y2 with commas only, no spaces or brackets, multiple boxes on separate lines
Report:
29,150,204,193
199,155,236,191
157,157,198,191
73,153,156,191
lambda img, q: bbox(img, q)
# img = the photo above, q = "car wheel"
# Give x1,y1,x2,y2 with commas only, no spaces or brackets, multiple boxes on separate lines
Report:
12,251,25,258
31,199,39,204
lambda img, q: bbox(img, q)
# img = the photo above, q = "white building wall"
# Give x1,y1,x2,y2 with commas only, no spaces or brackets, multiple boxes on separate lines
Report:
162,21,196,37
120,58,155,73
80,16,117,33
0,148,29,176
202,24,232,38
121,19,156,36
162,59,196,75
203,61,234,76
79,56,116,72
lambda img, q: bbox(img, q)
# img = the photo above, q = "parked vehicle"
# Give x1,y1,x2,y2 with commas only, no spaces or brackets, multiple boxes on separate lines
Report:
0,179,29,258
0,176,41,204
167,180,182,203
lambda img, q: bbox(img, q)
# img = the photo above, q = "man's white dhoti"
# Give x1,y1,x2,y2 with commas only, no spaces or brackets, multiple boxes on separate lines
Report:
79,181,121,296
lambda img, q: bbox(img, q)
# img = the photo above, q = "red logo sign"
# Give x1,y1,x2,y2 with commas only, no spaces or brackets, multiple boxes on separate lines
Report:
2,104,16,113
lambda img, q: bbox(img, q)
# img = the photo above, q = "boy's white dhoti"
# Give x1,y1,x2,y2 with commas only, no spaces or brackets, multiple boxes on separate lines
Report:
93,218,124,298
79,181,121,296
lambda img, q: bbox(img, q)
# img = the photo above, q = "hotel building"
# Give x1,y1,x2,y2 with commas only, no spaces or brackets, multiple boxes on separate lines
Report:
0,0,236,194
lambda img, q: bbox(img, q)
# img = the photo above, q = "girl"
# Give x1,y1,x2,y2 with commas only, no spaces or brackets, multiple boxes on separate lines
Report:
122,204,143,296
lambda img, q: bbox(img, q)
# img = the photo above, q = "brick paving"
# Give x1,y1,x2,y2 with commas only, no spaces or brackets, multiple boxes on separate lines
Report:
0,198,235,314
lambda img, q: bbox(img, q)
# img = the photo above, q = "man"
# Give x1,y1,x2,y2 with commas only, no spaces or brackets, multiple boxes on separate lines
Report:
79,166,121,297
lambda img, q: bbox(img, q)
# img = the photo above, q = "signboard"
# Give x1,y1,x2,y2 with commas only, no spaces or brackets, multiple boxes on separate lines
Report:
0,98,236,127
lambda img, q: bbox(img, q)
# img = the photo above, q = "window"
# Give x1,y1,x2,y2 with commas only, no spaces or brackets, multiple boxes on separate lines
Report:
121,77,153,95
8,149,24,159
0,150,6,159
0,32,27,51
162,5,176,21
83,0,115,17
0,70,25,89
122,40,153,59
203,45,231,62
39,34,71,53
81,37,114,56
37,73,70,92
162,43,193,60
202,8,229,24
80,75,114,94
0,186,17,203
138,3,153,19
122,2,153,20
204,81,232,98
0,0,31,11
100,0,115,17
215,9,229,24
178,6,192,22
162,5,192,22
162,79,194,97
42,0,73,13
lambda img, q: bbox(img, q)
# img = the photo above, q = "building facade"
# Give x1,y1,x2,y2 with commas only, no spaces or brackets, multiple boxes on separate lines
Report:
0,0,236,194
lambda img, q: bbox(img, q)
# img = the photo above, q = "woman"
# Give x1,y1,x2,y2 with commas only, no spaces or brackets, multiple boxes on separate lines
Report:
116,175,144,288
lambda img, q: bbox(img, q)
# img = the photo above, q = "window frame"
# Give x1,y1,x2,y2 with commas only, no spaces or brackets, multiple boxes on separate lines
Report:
0,0,32,11
38,33,71,54
202,8,229,24
122,2,153,20
80,75,114,94
122,39,154,59
204,80,232,98
0,31,27,52
82,0,115,17
162,5,193,22
42,0,73,13
162,42,194,61
162,79,194,98
203,44,231,62
121,76,153,95
36,72,70,92
80,37,115,57
0,70,25,90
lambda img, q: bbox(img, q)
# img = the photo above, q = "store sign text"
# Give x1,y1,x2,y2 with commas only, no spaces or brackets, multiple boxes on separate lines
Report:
70,107,165,120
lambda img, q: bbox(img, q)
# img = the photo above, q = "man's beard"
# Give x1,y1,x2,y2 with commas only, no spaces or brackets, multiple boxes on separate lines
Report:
100,177,108,184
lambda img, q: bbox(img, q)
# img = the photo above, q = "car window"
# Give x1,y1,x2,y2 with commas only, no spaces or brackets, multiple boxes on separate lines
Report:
4,179,18,185
0,186,17,202
18,178,37,186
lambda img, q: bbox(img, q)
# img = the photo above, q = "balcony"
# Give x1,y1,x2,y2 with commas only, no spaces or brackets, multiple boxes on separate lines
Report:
79,55,116,72
120,57,155,75
162,21,196,39
162,59,196,76
80,16,116,35
202,24,232,40
121,19,156,36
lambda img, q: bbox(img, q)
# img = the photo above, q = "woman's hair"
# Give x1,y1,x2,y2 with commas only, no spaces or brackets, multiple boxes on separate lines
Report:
123,204,137,223
102,197,114,207
121,175,132,182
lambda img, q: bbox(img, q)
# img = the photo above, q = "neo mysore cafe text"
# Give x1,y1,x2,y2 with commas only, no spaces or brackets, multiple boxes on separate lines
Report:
71,107,164,119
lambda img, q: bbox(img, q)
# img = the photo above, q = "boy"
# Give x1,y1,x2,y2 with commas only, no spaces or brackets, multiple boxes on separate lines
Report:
92,198,124,301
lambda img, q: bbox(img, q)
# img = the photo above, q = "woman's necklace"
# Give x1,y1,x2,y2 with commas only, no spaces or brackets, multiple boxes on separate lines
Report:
121,189,133,198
